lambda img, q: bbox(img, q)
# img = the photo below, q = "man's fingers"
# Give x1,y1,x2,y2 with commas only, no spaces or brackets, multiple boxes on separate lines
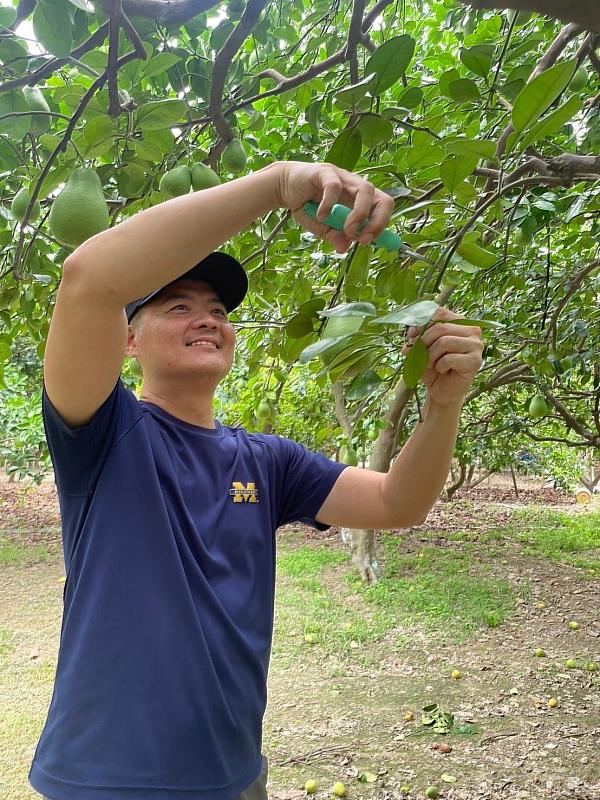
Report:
315,169,343,222
355,193,395,243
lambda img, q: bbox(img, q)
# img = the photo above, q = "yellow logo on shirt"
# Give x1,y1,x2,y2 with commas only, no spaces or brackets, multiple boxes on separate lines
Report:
229,482,259,503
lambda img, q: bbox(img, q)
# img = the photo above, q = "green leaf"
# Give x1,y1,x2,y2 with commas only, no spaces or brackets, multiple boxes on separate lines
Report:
135,99,187,130
511,59,577,135
371,300,438,326
449,78,481,103
83,115,114,146
441,774,457,784
356,113,394,148
326,126,362,171
346,369,383,400
397,86,423,109
318,302,377,318
298,336,349,364
364,35,415,95
403,337,428,388
142,52,184,79
456,242,496,269
439,68,461,99
460,45,494,79
439,155,478,193
335,73,377,108
518,95,582,151
346,247,371,289
33,0,73,58
444,138,496,159
286,314,315,339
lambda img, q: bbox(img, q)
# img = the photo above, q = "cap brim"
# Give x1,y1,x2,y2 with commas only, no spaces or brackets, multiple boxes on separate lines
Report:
126,252,247,322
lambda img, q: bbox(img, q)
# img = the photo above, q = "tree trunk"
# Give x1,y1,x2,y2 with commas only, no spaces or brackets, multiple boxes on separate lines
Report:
464,463,476,489
340,527,380,584
445,459,467,500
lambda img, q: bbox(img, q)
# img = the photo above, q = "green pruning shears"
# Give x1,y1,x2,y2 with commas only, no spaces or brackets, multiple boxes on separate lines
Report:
303,200,431,263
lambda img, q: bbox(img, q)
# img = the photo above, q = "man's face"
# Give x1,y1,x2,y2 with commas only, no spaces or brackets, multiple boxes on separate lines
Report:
126,279,236,383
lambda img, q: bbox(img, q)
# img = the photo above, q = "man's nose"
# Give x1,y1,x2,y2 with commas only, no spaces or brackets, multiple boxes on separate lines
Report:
191,310,218,327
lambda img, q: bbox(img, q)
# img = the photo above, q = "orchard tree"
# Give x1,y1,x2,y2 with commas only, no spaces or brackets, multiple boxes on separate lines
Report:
1,0,599,580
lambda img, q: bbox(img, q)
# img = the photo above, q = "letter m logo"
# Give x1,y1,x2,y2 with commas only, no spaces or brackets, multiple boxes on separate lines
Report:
229,482,259,503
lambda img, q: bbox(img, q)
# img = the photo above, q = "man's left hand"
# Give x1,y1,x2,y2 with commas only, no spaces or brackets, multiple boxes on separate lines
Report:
402,307,484,406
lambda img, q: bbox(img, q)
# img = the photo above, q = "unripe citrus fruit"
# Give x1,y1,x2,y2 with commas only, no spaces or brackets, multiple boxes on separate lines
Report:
426,786,439,799
566,659,577,669
548,697,558,708
333,782,346,797
404,711,414,721
585,662,597,672
534,648,545,657
451,669,461,679
11,188,41,222
568,621,579,630
305,779,318,793
304,633,316,644
528,394,548,419
255,399,271,420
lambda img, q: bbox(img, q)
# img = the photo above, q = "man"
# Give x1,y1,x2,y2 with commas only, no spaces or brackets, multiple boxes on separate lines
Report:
30,160,483,800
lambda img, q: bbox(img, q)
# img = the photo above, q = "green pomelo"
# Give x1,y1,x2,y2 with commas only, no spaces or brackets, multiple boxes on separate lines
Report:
22,86,51,134
159,165,192,199
255,399,271,420
48,168,110,250
528,393,548,419
191,163,221,190
366,427,379,441
221,139,247,173
11,187,41,222
339,445,359,466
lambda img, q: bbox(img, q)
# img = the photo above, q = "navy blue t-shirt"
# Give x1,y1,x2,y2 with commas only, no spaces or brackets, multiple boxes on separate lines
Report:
29,376,347,800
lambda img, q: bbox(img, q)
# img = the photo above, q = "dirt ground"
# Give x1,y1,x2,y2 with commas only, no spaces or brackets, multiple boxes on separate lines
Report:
1,474,599,800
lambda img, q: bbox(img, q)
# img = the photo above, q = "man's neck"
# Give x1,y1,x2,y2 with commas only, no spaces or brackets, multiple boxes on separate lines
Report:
139,387,216,429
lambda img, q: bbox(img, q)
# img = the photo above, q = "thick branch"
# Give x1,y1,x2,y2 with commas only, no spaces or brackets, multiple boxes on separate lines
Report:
333,381,353,439
462,1,600,32
545,258,600,348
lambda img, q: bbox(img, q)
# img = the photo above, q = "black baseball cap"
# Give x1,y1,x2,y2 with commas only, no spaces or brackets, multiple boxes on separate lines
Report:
125,251,248,323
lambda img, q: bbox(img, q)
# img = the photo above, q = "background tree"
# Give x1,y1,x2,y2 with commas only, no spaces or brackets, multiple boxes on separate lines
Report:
1,0,598,579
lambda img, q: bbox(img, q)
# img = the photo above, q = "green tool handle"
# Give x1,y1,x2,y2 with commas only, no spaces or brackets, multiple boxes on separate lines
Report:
303,201,402,252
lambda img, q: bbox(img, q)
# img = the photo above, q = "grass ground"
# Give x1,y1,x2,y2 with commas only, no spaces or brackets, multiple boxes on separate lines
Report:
1,494,599,800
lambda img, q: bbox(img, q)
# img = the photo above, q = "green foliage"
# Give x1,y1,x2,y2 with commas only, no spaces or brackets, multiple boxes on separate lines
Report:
1,0,599,487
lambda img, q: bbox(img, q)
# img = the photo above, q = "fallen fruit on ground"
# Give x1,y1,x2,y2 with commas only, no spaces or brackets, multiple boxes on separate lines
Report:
568,621,579,630
305,779,318,794
438,743,452,754
426,786,439,799
451,669,461,679
333,781,346,797
400,788,410,796
535,602,546,609
566,659,577,669
548,697,558,708
304,633,316,644
585,662,597,672
404,711,414,721
534,648,545,657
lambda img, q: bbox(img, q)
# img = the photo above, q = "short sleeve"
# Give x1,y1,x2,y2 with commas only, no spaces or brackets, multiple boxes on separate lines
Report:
274,437,349,531
42,376,142,497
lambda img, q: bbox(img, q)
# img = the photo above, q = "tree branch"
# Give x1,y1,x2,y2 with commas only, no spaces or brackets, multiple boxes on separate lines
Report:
461,1,600,32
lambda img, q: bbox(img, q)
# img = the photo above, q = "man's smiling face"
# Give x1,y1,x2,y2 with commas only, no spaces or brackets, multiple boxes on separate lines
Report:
126,279,236,384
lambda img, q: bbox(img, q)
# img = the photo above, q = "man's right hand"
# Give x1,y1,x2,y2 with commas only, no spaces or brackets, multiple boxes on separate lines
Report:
272,161,395,254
